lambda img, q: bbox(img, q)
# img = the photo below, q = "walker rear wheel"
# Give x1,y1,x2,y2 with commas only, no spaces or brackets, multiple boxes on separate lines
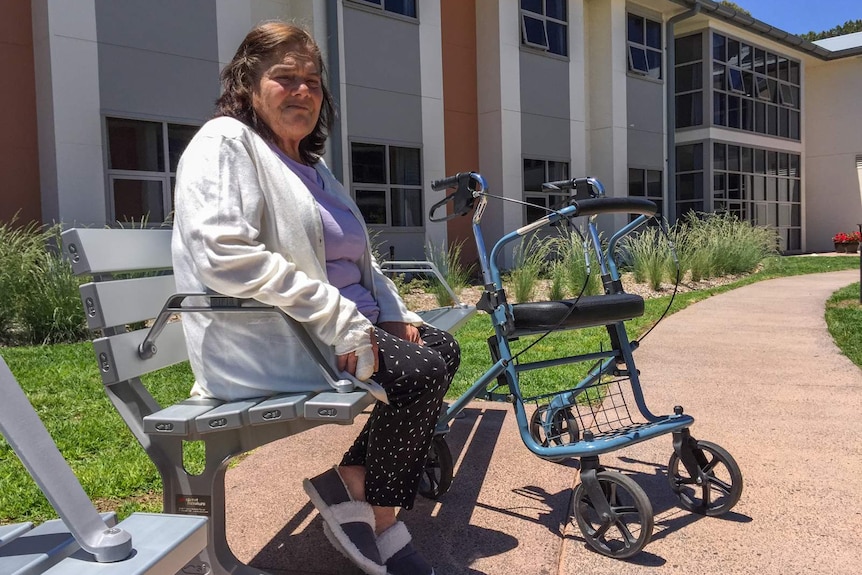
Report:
529,406,579,447
572,470,653,559
668,439,743,516
418,435,453,500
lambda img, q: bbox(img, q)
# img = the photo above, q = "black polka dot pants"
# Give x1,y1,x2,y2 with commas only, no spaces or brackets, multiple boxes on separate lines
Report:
340,324,460,510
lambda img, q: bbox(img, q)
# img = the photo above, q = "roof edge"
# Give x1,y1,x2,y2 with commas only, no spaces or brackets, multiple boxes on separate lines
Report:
668,0,862,60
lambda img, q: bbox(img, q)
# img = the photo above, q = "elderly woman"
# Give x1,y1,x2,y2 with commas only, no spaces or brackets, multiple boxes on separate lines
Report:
171,21,457,575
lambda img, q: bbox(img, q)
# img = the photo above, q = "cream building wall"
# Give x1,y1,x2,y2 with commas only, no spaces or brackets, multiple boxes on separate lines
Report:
804,55,862,252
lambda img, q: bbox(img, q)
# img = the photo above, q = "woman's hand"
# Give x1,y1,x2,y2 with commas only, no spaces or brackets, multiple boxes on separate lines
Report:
378,322,423,345
337,329,379,379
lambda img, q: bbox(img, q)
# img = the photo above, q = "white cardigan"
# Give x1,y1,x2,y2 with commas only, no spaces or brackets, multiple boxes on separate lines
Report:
172,117,422,400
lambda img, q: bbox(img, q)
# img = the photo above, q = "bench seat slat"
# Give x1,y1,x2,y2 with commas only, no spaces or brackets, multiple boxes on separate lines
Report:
303,391,374,423
248,393,313,425
41,513,207,575
143,398,223,436
0,514,117,575
63,229,173,276
194,399,261,434
93,323,188,386
0,523,33,549
79,276,177,330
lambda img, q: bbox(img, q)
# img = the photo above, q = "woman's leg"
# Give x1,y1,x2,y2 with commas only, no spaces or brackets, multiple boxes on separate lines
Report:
339,325,460,529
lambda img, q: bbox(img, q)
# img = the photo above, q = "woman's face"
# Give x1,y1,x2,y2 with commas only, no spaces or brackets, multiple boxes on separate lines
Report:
252,45,323,161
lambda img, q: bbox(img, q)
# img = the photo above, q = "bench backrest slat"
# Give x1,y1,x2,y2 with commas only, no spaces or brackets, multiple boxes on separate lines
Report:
62,229,173,276
80,275,177,331
93,323,188,386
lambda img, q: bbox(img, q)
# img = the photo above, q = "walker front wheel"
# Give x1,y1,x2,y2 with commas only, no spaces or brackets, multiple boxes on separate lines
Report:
668,439,743,516
572,470,653,559
418,435,453,500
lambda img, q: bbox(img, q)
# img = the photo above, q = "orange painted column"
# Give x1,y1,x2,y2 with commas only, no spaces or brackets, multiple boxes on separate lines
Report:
440,0,480,267
0,0,42,226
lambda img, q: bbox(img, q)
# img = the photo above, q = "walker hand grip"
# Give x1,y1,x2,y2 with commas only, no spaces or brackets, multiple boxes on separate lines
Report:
428,172,485,222
572,197,657,218
431,173,466,191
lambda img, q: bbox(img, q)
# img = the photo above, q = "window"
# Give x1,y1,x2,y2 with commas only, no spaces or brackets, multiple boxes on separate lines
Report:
713,142,801,251
628,168,663,223
674,33,703,128
521,0,568,57
348,0,416,18
105,117,197,225
523,158,570,223
627,13,662,79
352,142,423,228
674,143,704,219
711,32,800,140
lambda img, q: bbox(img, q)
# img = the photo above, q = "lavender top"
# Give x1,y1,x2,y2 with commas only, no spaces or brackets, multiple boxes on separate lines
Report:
274,148,380,323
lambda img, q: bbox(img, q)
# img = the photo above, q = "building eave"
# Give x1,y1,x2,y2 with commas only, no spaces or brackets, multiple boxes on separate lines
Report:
668,0,862,60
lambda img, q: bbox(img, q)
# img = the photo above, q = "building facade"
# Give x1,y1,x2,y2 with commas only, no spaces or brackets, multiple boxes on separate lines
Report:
3,0,862,263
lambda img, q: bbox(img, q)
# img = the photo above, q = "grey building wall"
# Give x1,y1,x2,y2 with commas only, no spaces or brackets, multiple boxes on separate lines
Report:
625,77,664,168
519,51,570,160
95,0,220,122
343,5,424,259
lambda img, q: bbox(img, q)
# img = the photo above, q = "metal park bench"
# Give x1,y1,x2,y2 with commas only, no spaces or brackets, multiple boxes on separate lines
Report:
59,228,476,575
0,356,207,575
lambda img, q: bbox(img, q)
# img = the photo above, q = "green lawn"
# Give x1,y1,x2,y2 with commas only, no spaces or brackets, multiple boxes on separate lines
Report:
1,254,860,525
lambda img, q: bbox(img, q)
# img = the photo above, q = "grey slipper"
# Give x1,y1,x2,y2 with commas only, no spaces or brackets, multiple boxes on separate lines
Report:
377,521,435,575
303,467,385,575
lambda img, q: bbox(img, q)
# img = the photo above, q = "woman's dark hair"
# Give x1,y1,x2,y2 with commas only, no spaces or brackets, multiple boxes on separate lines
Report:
215,21,336,164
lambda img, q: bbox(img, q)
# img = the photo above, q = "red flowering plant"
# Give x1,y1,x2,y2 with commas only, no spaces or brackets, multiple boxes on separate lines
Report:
833,231,862,244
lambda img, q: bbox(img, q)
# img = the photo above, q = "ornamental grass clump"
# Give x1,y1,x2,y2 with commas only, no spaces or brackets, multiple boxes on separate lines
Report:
507,233,550,302
550,228,601,297
425,240,474,306
618,225,673,291
0,220,88,344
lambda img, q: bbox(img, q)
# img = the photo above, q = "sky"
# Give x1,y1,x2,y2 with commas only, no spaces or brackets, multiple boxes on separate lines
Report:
730,0,860,36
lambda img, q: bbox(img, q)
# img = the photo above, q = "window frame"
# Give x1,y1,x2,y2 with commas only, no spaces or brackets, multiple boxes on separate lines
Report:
347,0,417,19
523,157,571,224
627,13,663,80
520,1,568,57
103,116,198,226
350,141,424,230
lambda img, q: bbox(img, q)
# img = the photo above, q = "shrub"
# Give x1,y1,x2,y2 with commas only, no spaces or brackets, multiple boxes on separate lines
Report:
0,221,88,345
551,228,601,297
620,212,780,289
425,240,474,306
619,225,672,290
507,234,549,303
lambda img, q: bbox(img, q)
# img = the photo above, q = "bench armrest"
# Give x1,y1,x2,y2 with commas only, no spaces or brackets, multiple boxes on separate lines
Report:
137,293,389,403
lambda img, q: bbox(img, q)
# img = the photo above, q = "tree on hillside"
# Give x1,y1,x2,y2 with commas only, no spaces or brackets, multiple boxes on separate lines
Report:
719,1,751,17
799,19,862,42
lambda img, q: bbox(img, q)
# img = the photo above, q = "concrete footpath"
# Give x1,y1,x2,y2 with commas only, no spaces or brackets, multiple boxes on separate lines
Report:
224,269,862,575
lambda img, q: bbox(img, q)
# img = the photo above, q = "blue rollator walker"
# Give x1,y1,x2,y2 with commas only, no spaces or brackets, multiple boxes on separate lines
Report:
414,172,743,559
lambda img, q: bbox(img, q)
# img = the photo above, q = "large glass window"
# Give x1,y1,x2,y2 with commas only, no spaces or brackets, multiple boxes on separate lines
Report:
523,158,570,223
674,34,703,128
674,143,704,218
105,117,197,225
713,142,801,251
352,142,423,228
711,32,800,140
627,13,662,79
628,168,663,223
348,0,416,18
521,0,568,57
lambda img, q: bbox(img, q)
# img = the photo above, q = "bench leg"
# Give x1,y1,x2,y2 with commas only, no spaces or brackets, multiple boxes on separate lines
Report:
151,422,324,575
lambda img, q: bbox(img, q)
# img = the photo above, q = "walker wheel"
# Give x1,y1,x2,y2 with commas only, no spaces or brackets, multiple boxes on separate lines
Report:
572,470,653,559
418,435,453,500
529,406,579,447
668,439,743,516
